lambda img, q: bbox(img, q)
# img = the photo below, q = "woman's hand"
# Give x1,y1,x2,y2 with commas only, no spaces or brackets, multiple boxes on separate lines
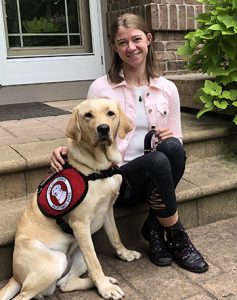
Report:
156,128,173,141
50,145,68,173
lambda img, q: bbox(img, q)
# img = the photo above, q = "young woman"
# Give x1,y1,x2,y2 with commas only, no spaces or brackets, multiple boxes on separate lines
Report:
51,13,208,273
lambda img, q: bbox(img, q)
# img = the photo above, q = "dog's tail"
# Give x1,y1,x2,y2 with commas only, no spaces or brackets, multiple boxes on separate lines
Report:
0,277,21,300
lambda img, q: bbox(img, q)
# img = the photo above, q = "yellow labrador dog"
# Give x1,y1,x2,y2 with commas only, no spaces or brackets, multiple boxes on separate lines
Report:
0,99,142,300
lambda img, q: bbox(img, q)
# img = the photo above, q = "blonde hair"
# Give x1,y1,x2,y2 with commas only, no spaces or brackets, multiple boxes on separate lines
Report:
108,13,158,84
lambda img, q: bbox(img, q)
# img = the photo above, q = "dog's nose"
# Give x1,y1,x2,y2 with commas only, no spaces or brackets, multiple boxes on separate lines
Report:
97,124,110,135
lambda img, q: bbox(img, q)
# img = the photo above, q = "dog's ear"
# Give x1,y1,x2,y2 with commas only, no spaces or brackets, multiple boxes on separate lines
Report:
117,103,133,139
65,108,81,142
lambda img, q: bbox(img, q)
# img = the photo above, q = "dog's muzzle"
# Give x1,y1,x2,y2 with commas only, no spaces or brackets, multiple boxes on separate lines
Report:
97,124,111,143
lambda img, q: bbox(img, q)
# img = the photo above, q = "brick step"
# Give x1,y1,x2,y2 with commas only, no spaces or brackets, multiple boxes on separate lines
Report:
1,154,237,281
1,112,237,202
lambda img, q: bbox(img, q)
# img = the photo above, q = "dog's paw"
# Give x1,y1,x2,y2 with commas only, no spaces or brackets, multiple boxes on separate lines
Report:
117,248,142,262
97,278,124,300
106,276,118,285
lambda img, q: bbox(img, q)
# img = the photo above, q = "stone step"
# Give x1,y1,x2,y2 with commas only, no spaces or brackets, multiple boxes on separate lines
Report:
168,73,208,110
1,216,236,300
1,154,237,281
1,112,237,202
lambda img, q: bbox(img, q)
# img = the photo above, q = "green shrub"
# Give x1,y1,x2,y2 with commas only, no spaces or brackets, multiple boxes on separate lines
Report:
177,0,237,125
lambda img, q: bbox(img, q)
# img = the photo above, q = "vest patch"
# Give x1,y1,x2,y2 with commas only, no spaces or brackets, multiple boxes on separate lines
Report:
37,167,88,218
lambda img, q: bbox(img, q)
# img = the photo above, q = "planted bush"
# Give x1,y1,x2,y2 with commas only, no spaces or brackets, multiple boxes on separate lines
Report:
177,0,237,125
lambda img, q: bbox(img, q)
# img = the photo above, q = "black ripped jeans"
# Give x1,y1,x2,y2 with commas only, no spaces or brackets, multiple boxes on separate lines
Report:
115,137,186,218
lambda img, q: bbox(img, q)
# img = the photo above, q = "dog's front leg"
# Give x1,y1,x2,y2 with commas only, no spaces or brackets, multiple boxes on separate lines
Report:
72,222,125,300
103,208,142,261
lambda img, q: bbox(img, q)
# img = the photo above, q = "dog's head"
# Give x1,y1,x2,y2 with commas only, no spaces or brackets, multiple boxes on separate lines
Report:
66,99,133,147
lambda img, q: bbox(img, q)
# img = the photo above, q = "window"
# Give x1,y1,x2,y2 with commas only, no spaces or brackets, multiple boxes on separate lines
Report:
4,0,92,57
0,0,105,85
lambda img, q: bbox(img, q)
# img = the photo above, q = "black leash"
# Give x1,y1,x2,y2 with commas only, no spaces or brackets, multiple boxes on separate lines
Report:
144,129,156,154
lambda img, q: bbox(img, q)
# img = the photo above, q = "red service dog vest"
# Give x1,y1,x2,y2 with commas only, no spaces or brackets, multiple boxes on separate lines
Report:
37,166,88,218
37,163,121,235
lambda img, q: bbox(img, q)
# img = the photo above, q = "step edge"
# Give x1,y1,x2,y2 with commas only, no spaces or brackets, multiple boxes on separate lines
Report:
1,178,237,247
1,127,236,175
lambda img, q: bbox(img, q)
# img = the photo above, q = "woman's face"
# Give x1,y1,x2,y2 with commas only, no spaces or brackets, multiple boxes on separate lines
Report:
112,26,152,69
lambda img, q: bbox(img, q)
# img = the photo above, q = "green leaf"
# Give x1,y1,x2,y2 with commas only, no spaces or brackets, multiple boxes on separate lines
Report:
202,80,222,95
185,31,196,39
207,66,233,76
196,13,212,24
204,102,214,108
202,80,213,94
222,29,236,35
228,89,237,100
234,0,237,9
205,43,220,64
200,94,213,105
208,24,226,31
217,14,237,28
196,106,214,119
176,42,193,56
233,114,237,125
230,71,237,82
190,37,201,48
213,100,228,109
226,35,237,47
219,91,231,99
232,101,237,107
220,41,236,61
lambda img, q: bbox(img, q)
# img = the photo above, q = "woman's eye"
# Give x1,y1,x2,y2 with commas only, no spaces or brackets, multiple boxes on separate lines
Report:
84,112,93,118
107,111,115,117
134,37,142,42
118,41,126,46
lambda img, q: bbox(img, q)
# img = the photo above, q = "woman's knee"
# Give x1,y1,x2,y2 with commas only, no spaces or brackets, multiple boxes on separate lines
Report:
157,137,186,160
146,151,172,176
158,137,183,151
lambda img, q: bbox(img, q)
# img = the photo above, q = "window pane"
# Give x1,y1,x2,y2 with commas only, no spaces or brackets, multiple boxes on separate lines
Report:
20,0,67,34
6,0,19,33
23,35,68,47
8,36,21,47
68,0,79,33
70,35,81,45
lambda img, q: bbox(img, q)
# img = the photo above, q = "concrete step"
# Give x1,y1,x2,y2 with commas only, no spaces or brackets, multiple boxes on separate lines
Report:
0,112,237,202
1,153,237,281
1,217,236,299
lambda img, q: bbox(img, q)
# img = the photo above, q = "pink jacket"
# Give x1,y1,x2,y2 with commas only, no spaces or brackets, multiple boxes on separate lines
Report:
87,75,183,160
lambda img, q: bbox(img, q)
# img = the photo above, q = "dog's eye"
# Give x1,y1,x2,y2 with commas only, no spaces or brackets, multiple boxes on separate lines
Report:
107,111,115,117
84,112,93,118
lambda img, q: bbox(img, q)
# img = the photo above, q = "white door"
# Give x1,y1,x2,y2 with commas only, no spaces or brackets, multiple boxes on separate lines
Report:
0,0,105,86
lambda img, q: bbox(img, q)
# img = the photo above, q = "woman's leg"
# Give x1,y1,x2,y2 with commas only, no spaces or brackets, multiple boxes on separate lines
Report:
152,138,208,273
116,138,185,266
117,138,208,272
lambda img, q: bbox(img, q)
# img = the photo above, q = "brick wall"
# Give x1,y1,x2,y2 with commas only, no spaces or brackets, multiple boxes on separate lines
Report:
106,0,205,74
